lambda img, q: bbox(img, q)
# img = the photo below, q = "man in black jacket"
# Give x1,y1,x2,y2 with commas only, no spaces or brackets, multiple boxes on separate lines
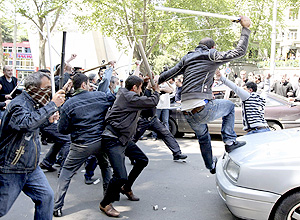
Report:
158,16,251,174
0,66,21,102
99,75,160,217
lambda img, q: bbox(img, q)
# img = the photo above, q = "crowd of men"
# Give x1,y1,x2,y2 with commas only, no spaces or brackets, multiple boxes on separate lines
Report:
0,15,299,219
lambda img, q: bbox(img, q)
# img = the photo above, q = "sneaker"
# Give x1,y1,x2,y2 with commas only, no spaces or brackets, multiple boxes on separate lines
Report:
85,178,95,185
39,163,57,172
173,154,187,160
53,208,62,217
210,157,218,174
225,141,246,153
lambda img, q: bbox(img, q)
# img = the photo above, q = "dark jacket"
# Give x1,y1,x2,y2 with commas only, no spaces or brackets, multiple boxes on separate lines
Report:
105,87,160,145
0,91,58,173
0,75,20,102
58,90,115,145
158,27,251,101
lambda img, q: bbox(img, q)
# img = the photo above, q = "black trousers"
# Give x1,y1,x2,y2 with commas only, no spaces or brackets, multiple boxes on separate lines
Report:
100,138,148,206
133,117,181,156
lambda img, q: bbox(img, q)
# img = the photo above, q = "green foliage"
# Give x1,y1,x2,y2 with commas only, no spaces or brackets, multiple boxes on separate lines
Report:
74,0,299,68
1,18,13,42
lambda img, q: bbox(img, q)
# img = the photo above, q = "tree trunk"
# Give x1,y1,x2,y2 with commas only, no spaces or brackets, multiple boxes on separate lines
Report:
0,19,4,68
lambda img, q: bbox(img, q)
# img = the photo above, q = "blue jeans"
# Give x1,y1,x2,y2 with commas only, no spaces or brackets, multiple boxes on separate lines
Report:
0,166,54,219
153,109,170,138
184,99,237,169
156,109,169,129
247,127,270,135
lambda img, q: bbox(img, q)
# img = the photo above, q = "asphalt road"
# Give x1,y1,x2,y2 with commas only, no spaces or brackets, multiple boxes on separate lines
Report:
2,134,239,220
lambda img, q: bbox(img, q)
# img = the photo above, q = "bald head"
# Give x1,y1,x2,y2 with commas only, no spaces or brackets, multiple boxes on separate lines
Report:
199,38,215,49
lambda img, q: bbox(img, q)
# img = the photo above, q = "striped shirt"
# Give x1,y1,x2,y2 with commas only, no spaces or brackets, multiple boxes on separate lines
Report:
242,93,268,130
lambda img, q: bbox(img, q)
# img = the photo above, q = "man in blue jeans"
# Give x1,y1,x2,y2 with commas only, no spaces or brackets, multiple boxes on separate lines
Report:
53,69,115,217
159,16,251,174
0,72,66,219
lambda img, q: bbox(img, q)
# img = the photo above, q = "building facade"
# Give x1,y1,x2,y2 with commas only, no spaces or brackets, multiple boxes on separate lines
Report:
276,7,300,60
2,41,35,80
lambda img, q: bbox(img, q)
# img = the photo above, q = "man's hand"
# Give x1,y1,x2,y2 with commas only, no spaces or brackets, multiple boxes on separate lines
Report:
152,83,160,93
5,94,12,100
240,16,251,29
4,100,11,109
49,111,60,123
62,79,73,93
108,60,116,68
52,90,66,107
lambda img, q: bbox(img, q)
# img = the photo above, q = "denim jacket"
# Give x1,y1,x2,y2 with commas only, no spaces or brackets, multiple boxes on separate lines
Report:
58,90,115,145
0,91,58,173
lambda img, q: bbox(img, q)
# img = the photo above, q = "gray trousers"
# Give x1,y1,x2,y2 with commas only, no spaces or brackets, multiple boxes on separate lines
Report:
54,139,112,211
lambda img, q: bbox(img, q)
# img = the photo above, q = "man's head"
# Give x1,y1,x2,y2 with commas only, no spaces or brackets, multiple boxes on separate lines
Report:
88,73,97,84
175,78,182,87
24,72,51,90
125,75,143,95
240,70,247,80
281,74,288,83
244,81,257,93
72,73,89,91
110,76,119,91
255,74,262,83
3,66,13,79
199,38,215,49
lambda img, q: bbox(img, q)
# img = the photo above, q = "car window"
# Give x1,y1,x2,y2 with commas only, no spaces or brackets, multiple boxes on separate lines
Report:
265,96,285,106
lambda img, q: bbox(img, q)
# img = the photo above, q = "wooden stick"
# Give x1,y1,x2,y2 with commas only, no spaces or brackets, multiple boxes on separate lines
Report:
82,63,108,73
137,40,155,86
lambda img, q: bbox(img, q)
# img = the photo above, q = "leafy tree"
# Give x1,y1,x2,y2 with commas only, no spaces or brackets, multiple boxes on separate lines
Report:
15,0,68,68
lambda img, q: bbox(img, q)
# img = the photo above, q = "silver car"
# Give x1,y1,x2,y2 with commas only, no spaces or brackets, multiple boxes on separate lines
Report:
216,127,300,220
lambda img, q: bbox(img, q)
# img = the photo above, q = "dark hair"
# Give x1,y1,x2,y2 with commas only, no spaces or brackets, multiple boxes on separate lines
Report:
125,75,143,91
72,73,88,90
38,69,51,74
199,37,215,49
245,81,257,92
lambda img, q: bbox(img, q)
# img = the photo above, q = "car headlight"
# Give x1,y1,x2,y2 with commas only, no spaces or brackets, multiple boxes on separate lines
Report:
225,158,240,182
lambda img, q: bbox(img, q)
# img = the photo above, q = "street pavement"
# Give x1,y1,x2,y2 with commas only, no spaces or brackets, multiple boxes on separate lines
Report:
2,134,239,220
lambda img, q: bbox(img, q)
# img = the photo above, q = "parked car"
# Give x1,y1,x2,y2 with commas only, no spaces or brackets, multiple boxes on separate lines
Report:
216,127,300,220
168,91,300,137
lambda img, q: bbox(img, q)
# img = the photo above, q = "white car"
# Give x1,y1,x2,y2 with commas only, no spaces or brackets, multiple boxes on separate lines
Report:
216,127,300,220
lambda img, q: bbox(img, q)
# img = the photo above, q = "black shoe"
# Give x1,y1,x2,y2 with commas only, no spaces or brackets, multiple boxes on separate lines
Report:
225,141,246,153
39,163,57,172
210,157,218,174
173,154,187,160
53,209,62,217
85,178,95,185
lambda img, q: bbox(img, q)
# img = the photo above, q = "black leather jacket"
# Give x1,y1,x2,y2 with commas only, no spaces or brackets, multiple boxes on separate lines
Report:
159,27,251,101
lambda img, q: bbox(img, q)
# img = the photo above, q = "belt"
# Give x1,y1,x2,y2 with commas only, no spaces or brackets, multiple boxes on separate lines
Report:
246,126,269,132
183,105,205,116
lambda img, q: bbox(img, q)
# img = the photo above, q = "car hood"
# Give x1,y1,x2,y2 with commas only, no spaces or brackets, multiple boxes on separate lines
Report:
228,128,300,194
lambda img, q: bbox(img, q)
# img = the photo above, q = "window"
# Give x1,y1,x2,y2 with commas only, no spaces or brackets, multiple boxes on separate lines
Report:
289,8,299,20
17,47,22,53
288,29,298,40
24,47,31,53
